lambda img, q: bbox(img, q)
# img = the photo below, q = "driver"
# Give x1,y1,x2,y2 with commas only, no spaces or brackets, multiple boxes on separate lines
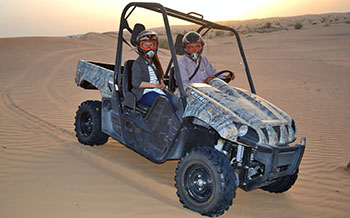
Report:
178,31,234,84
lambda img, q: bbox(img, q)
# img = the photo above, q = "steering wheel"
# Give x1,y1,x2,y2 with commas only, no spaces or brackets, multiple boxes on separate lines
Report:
214,70,234,83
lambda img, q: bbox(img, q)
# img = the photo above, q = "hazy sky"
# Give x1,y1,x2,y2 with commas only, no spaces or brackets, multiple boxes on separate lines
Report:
0,0,349,37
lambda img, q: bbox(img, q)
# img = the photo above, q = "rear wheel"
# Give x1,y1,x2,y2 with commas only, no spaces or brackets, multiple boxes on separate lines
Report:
175,146,236,217
261,168,299,193
74,100,108,146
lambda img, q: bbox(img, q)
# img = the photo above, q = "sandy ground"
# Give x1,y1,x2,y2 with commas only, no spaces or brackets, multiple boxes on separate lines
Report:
1,18,350,217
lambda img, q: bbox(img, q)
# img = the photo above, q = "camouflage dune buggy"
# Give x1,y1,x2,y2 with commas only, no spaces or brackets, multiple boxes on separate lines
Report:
74,2,306,216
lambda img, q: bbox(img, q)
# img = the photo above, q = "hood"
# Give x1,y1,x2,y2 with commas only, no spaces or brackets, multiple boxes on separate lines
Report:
183,79,297,146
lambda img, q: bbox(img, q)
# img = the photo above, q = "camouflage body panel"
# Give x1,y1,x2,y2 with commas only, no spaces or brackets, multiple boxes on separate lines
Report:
183,78,297,146
75,60,114,98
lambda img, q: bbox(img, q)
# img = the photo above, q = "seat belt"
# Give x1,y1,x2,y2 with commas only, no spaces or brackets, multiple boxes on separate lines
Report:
188,56,202,81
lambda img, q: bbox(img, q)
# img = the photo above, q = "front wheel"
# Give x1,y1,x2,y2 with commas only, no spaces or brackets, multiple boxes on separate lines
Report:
175,146,237,217
74,100,109,146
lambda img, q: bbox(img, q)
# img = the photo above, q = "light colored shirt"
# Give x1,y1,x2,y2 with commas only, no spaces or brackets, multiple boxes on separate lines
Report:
178,55,218,84
143,61,165,95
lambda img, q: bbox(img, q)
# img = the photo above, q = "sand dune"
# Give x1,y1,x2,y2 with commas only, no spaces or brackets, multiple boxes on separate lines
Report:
1,17,350,218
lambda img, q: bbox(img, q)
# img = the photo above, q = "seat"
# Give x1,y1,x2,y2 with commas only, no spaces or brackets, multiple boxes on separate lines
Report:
168,67,177,92
175,34,184,55
166,34,184,92
122,60,150,113
120,23,150,112
122,60,136,109
122,23,146,98
131,23,145,46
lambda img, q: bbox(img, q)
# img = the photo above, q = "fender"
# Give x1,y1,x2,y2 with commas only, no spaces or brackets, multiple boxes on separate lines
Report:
183,84,241,142
183,80,297,146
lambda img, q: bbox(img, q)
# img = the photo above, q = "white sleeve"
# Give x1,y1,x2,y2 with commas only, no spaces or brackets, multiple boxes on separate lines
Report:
178,57,190,85
203,56,222,78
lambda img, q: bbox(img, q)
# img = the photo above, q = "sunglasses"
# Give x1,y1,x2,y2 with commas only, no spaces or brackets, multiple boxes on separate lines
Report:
140,41,157,50
186,42,202,53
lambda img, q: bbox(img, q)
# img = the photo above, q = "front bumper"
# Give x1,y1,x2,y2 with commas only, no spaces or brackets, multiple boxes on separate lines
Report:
240,137,306,191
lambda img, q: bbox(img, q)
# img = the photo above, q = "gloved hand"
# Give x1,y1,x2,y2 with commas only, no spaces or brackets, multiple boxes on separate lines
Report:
223,72,235,83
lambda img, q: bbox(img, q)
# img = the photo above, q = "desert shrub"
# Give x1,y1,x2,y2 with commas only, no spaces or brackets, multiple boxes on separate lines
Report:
294,23,303,30
215,31,225,37
158,38,169,50
265,22,272,28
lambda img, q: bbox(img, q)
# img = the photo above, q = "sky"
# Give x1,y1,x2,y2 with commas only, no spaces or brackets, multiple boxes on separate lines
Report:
0,0,349,37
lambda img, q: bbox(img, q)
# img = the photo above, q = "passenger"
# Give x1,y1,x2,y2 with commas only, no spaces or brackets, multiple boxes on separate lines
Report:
131,30,171,107
178,31,234,84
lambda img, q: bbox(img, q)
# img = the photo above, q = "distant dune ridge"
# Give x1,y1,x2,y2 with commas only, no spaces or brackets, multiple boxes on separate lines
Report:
1,12,350,218
67,12,350,40
218,12,350,32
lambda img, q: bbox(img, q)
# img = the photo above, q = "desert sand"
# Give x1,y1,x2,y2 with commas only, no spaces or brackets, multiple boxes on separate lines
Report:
1,13,350,218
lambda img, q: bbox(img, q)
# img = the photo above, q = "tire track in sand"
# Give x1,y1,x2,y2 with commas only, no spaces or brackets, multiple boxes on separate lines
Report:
0,47,185,211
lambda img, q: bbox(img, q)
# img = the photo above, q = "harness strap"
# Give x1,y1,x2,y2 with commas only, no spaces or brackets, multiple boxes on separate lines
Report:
189,56,202,81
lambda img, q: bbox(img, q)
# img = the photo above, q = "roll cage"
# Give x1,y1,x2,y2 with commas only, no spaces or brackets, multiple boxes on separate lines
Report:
114,2,256,109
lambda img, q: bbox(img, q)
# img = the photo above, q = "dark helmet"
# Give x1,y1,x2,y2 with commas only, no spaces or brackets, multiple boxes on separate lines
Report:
182,31,204,61
136,30,158,59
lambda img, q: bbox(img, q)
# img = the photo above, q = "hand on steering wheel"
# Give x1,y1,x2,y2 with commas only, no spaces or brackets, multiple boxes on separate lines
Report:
214,70,235,83
203,75,216,84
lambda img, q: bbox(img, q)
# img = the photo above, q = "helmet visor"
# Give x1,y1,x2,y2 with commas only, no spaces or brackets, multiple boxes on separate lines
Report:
185,42,202,53
140,41,157,50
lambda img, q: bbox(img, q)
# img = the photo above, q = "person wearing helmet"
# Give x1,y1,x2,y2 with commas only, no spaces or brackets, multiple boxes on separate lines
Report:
178,31,234,84
131,30,171,107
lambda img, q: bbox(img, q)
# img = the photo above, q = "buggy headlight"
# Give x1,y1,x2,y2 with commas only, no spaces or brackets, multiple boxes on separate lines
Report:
238,125,248,136
237,126,260,145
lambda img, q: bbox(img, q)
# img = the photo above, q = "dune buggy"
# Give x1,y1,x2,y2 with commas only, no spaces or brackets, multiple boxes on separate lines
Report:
74,2,306,216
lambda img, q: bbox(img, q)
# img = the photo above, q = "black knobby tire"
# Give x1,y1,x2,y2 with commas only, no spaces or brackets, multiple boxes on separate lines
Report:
261,168,299,193
74,100,109,146
175,146,237,217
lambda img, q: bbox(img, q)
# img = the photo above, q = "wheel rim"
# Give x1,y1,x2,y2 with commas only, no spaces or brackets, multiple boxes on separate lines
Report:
80,111,93,137
184,163,213,203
